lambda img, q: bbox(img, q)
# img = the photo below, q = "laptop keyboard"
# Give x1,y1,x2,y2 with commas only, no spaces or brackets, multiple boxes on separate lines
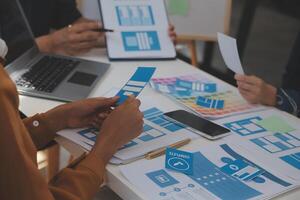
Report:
16,56,80,93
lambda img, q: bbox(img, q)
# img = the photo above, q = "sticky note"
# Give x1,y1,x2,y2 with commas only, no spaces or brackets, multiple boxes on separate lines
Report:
217,33,245,75
167,0,189,16
255,116,295,133
176,79,217,93
196,96,224,109
165,148,193,175
116,67,156,105
175,88,192,96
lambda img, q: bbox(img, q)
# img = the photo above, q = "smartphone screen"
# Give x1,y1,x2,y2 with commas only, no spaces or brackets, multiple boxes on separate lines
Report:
164,110,230,137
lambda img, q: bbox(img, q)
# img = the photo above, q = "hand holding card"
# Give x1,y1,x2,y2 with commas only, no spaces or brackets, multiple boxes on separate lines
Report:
115,67,156,105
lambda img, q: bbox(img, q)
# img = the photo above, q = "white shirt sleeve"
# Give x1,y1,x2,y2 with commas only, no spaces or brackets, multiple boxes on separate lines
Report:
0,38,8,59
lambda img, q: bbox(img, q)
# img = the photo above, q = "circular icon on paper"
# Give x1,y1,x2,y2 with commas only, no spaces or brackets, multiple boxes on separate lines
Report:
167,157,190,171
159,192,167,196
229,164,239,171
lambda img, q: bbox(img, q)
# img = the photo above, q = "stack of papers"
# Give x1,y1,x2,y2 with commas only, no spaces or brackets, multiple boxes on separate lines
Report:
58,106,199,164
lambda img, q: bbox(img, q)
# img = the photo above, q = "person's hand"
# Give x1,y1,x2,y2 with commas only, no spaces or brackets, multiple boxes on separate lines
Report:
91,96,144,163
36,20,105,56
168,24,177,44
235,74,277,106
45,97,119,132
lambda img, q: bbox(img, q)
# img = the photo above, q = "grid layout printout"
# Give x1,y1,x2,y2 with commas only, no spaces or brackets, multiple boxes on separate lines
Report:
121,31,161,51
150,74,264,119
116,5,155,26
99,0,176,60
120,143,298,200
215,109,300,181
58,107,197,162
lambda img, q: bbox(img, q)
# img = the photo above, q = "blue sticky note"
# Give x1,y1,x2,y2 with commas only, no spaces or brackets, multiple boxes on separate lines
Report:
165,148,194,175
196,96,224,109
175,79,193,89
176,79,217,93
204,83,217,93
116,67,156,105
175,89,192,96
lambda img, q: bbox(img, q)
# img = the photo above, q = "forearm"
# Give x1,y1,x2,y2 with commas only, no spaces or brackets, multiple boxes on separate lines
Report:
49,130,117,199
23,113,58,150
23,105,67,150
49,152,106,200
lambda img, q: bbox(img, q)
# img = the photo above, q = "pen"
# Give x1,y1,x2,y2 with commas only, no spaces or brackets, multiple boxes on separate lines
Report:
145,138,191,160
94,28,114,32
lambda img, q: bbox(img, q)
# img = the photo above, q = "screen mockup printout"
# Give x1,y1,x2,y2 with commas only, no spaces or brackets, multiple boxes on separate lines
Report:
99,0,176,60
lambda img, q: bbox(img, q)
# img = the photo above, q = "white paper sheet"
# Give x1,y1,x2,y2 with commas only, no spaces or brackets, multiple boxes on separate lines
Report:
120,142,298,200
214,108,300,181
99,0,176,60
217,32,245,75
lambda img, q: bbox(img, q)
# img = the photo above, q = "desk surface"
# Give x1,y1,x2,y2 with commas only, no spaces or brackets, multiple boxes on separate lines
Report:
19,49,300,200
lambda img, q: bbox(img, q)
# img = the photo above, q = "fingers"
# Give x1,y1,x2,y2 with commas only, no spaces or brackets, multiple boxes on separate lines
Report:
124,96,141,108
236,81,256,92
68,31,103,44
96,96,119,107
69,21,100,33
234,74,261,85
84,97,119,111
168,24,177,43
239,89,258,104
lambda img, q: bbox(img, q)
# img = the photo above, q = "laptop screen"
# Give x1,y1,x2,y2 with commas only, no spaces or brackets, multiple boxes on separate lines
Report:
0,0,35,65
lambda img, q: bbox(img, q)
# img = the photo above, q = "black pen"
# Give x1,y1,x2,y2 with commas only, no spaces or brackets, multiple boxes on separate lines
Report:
94,28,114,32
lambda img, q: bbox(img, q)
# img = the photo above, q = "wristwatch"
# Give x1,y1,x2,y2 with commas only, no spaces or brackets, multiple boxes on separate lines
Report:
0,38,8,65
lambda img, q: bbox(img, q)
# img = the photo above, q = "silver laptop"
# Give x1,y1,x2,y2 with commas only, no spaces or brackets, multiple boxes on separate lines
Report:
1,0,109,102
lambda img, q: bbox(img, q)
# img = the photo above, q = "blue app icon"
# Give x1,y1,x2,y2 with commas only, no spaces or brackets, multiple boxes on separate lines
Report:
165,148,194,175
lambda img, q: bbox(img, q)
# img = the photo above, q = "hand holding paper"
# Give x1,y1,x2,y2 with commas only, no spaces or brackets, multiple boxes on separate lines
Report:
217,33,245,75
116,67,156,105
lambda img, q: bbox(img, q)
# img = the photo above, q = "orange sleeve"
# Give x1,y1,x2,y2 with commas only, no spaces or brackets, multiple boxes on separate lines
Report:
23,114,57,150
0,66,105,200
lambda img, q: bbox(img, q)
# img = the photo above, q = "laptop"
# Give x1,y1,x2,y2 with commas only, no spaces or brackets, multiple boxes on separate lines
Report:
0,0,109,102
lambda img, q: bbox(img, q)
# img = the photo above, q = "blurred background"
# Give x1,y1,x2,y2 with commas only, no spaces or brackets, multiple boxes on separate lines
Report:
177,0,300,88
